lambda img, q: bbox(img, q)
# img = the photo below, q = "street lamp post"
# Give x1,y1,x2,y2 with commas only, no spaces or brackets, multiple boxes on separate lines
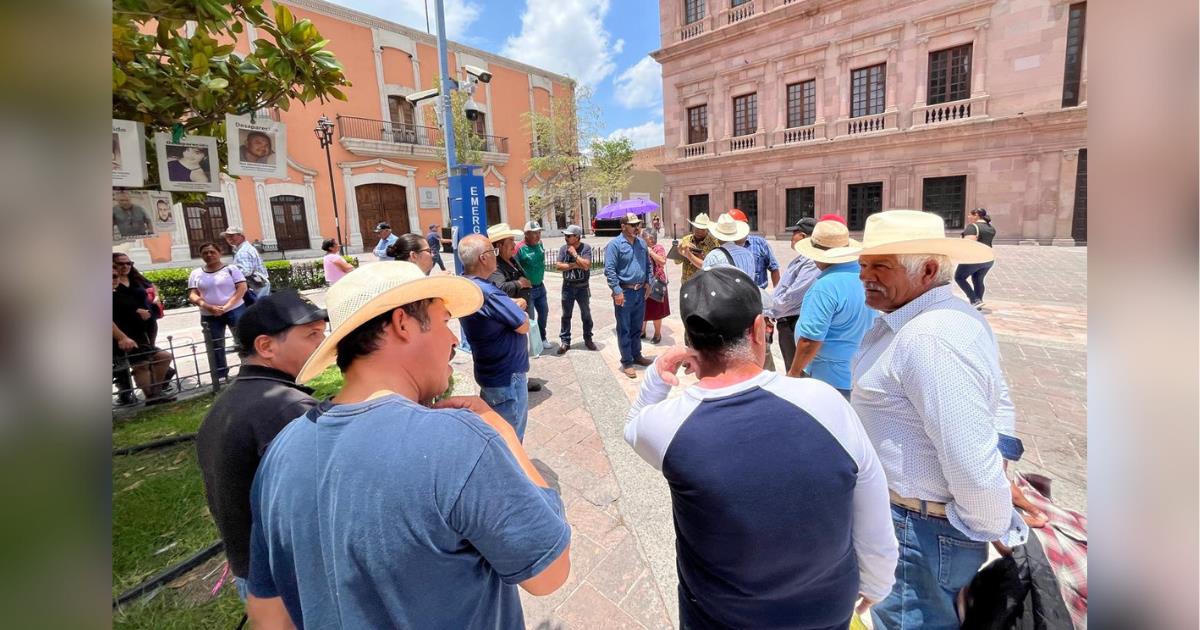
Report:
313,115,345,252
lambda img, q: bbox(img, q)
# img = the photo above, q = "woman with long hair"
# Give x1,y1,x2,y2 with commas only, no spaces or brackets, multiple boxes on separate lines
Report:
640,230,671,344
386,233,437,275
321,238,354,285
187,242,248,380
113,261,174,404
955,208,997,310
113,252,164,345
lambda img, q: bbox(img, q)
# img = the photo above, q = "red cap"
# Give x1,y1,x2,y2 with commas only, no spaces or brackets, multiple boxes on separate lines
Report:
727,209,749,222
819,213,847,226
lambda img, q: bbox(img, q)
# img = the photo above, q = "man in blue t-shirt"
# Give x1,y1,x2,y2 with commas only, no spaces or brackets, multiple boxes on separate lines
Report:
247,260,570,629
425,223,448,271
787,220,877,398
457,233,533,440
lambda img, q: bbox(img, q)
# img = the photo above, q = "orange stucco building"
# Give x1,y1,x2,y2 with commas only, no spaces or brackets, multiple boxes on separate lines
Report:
131,0,574,265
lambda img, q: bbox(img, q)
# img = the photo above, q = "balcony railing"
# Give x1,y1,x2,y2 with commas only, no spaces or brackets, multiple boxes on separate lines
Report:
721,1,756,25
912,95,989,128
837,111,898,137
337,115,509,154
679,140,710,158
722,132,764,153
679,20,705,41
775,122,825,145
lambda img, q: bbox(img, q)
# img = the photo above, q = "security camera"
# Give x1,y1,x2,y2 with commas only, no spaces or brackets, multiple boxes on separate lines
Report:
405,88,440,104
463,64,492,84
464,98,484,122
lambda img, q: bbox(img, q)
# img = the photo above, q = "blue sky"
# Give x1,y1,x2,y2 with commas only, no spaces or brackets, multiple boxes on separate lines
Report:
328,0,665,148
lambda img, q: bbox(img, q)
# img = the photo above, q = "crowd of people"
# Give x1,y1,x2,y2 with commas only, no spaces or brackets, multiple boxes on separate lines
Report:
115,203,1087,628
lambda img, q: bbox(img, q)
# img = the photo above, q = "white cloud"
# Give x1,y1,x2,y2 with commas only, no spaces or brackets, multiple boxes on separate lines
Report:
613,57,662,109
328,0,482,40
500,0,624,87
607,120,664,149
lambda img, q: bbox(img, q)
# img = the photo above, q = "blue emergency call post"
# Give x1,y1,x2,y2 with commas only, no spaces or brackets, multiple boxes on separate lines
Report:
449,164,485,275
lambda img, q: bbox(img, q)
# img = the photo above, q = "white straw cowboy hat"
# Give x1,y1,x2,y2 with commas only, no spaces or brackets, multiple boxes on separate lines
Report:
709,213,751,242
688,213,712,229
794,220,862,265
296,261,483,383
486,223,523,243
855,210,994,264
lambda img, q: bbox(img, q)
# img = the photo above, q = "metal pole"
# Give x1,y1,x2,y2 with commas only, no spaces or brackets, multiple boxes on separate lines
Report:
434,0,457,175
323,139,344,253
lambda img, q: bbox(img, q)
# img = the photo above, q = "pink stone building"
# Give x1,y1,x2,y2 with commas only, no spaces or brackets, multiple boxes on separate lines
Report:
653,0,1088,244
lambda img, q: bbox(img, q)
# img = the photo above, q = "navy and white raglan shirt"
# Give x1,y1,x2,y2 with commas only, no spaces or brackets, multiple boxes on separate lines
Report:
624,364,897,629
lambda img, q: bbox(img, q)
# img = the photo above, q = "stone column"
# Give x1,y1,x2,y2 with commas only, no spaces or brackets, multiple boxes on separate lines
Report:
340,166,364,250
971,23,989,98
302,175,323,249
373,42,388,120
761,175,778,234
1017,152,1042,244
170,203,192,261
253,179,278,247
1052,149,1080,246
914,38,930,107
814,66,827,133
885,46,898,116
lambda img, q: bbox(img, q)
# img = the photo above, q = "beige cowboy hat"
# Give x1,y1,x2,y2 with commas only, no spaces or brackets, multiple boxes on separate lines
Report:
295,261,483,383
708,212,751,242
855,209,994,264
487,223,524,243
794,220,863,265
688,213,712,229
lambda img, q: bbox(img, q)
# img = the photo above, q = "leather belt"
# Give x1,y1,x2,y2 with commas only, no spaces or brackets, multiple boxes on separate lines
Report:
889,490,948,518
619,283,644,290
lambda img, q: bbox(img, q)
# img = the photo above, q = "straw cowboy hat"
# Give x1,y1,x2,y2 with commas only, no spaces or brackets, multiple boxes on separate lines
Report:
688,213,712,229
793,220,863,265
855,209,994,264
296,261,483,383
709,212,750,242
487,223,523,243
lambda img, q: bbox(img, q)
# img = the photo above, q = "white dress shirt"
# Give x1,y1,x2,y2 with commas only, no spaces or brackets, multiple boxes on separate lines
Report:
851,284,1028,546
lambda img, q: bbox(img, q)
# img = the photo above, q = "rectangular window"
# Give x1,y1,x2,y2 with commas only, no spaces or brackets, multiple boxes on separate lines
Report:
922,175,967,229
687,104,708,144
733,190,759,231
1062,2,1086,107
684,0,705,25
847,182,883,230
688,194,710,221
786,80,816,128
850,64,886,118
927,44,972,105
732,93,757,137
785,187,816,227
731,0,750,5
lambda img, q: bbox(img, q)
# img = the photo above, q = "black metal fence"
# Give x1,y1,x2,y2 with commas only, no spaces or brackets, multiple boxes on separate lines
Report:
112,321,241,409
542,244,606,269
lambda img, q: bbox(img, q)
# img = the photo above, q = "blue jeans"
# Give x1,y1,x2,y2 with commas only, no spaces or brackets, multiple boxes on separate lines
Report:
871,504,989,630
527,284,549,343
257,280,272,298
201,305,247,379
480,372,529,441
614,287,646,367
559,284,593,345
954,261,993,304
234,576,249,602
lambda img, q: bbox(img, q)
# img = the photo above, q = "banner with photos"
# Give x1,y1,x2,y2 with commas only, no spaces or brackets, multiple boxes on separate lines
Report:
112,119,148,188
226,113,287,179
154,133,221,192
113,189,172,243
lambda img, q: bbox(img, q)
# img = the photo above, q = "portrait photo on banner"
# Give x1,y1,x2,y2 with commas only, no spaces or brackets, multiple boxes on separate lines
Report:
154,133,221,192
112,119,148,188
225,113,287,179
112,189,172,243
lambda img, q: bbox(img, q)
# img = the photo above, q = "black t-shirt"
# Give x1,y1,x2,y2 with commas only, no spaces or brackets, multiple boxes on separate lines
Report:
112,283,152,347
963,221,996,247
491,257,531,301
195,364,318,577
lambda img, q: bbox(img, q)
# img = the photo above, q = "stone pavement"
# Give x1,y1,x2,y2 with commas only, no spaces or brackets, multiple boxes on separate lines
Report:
149,238,1087,628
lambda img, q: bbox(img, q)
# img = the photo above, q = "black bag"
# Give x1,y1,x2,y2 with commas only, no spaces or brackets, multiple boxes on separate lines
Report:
648,276,668,302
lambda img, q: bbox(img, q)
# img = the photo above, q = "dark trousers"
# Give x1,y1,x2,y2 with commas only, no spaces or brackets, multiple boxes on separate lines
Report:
201,305,246,379
776,315,799,371
559,284,593,345
614,287,646,367
432,252,446,271
527,284,549,342
954,261,994,304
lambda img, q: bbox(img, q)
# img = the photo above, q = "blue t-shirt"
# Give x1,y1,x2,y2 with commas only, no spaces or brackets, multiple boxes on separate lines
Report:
459,276,530,387
795,261,877,390
248,396,571,629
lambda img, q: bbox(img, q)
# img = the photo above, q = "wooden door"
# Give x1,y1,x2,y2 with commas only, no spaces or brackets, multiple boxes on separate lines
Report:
355,184,410,236
184,197,232,258
270,195,311,250
1071,149,1087,244
485,195,502,226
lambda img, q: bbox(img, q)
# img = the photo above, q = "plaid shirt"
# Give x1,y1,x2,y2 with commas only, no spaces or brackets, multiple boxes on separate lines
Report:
233,241,269,285
1015,473,1087,628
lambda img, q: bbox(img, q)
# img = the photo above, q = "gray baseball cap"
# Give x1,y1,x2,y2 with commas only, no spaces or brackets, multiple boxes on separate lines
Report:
562,225,583,236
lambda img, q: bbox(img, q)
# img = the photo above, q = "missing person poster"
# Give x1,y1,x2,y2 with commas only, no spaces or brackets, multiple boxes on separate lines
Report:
113,189,172,243
225,113,287,179
112,119,148,188
154,133,221,192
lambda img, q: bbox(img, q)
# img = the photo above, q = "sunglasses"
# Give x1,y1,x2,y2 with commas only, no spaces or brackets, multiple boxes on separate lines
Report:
116,262,133,267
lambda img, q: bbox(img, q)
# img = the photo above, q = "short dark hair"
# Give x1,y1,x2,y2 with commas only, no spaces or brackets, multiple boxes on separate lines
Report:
684,326,753,372
237,328,289,359
321,238,337,252
197,241,221,254
335,299,433,371
386,233,428,261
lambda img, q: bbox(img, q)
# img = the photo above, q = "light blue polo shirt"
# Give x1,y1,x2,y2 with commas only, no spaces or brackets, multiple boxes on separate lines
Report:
795,261,877,390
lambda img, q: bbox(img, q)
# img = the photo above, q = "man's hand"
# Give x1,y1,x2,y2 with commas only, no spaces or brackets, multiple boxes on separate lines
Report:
517,277,532,289
1011,482,1049,528
567,245,577,256
117,336,138,352
136,308,152,321
613,292,625,307
855,596,874,616
433,396,496,417
210,304,226,315
513,297,527,310
654,346,698,387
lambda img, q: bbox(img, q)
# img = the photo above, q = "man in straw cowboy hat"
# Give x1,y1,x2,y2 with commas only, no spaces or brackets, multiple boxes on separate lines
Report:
674,212,719,285
605,212,654,378
786,219,877,399
701,212,757,277
726,208,780,289
458,233,536,440
624,267,897,628
847,210,1026,628
246,261,571,628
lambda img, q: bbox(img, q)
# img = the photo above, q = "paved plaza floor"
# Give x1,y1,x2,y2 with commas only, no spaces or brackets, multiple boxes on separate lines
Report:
152,237,1087,628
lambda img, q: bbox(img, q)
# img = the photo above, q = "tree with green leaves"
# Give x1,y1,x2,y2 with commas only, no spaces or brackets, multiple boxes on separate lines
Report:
112,0,350,185
426,85,486,178
585,137,634,205
523,86,598,227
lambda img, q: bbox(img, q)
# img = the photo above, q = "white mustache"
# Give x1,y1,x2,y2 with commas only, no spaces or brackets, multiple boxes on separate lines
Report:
863,282,885,292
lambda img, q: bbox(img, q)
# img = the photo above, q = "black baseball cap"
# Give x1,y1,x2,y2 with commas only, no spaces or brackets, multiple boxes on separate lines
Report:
375,222,391,232
679,267,762,341
237,290,328,350
785,217,818,235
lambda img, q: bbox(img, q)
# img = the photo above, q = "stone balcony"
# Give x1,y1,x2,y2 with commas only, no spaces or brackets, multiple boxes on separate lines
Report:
835,110,900,138
672,0,816,45
911,95,990,128
336,115,509,165
721,131,766,153
773,122,826,146
677,140,713,159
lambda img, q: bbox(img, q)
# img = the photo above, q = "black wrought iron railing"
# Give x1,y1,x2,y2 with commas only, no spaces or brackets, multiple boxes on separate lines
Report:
337,115,509,154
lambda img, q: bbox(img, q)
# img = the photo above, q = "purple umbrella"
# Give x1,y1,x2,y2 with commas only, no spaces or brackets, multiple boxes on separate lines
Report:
595,198,660,220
